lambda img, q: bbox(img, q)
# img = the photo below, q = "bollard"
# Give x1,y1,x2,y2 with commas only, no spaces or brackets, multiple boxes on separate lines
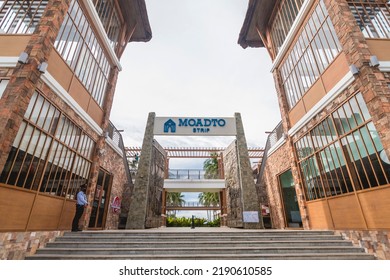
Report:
191,215,195,229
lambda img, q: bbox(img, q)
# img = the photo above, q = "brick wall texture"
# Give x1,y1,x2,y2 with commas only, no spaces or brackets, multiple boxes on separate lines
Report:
337,230,390,260
264,0,390,259
0,231,63,260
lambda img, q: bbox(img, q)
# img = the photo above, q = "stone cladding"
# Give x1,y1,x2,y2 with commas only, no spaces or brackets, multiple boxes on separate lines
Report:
337,230,390,260
0,230,63,260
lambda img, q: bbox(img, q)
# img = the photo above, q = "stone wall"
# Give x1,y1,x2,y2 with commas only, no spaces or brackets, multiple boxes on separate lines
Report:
235,113,263,229
126,113,155,229
263,143,291,229
145,141,166,228
0,231,63,260
223,141,243,228
337,230,390,260
100,144,129,229
126,113,166,229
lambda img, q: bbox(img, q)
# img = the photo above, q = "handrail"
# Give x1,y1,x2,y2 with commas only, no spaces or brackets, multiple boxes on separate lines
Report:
108,121,133,187
256,121,284,185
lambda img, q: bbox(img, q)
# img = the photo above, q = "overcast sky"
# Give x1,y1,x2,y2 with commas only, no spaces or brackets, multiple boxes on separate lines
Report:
110,0,281,168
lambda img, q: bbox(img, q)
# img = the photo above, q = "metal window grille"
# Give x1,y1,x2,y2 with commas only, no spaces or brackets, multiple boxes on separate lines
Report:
348,0,390,39
294,92,390,201
0,0,48,34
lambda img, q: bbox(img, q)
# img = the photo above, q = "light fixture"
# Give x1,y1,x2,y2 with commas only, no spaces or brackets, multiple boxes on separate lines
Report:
18,52,29,64
349,64,359,75
369,55,380,67
37,62,48,73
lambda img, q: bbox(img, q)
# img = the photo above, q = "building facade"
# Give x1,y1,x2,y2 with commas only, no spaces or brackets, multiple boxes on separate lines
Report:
0,0,151,259
239,0,390,259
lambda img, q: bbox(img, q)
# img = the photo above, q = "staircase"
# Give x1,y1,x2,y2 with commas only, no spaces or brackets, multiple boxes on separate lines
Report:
25,228,376,260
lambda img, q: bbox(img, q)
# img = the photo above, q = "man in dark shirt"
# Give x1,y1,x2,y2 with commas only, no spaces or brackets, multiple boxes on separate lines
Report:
71,184,89,232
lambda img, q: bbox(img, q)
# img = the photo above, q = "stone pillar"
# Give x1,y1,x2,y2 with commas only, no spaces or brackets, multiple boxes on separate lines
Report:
126,112,155,229
235,113,264,229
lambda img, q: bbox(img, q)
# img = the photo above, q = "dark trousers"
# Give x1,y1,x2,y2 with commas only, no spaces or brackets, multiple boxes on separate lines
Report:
72,204,85,231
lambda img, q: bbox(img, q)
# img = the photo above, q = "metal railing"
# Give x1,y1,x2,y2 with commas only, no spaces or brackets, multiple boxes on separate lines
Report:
256,121,284,185
168,169,219,180
107,121,133,187
166,201,220,208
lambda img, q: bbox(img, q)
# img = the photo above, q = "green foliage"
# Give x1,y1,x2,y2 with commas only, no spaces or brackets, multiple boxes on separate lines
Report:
166,192,185,206
203,152,219,179
198,192,219,206
166,216,220,227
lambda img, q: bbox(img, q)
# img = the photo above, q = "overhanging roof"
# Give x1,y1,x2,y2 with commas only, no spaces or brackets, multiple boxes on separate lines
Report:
238,0,277,49
118,0,152,42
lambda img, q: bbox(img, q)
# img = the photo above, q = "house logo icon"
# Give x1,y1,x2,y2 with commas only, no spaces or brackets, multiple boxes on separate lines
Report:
164,119,176,133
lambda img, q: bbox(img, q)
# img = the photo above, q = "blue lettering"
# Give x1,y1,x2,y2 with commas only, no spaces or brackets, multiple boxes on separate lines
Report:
196,119,203,126
218,119,226,127
188,119,196,126
178,119,188,126
176,118,226,128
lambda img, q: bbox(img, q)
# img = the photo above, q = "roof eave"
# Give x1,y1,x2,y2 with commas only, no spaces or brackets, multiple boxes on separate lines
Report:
118,0,152,43
238,0,278,49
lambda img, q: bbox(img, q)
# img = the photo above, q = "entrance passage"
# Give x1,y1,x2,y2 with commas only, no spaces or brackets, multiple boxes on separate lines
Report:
279,169,302,228
163,169,226,226
125,113,265,229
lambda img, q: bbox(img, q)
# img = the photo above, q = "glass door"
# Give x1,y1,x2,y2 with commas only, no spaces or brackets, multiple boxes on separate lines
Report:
88,168,112,229
279,169,302,228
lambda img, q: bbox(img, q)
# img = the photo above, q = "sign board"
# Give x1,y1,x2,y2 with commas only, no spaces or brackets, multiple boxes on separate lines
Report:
154,117,237,136
243,211,260,223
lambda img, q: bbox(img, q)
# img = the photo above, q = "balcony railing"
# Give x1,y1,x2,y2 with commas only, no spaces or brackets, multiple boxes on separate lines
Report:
107,121,133,186
256,121,284,185
168,169,219,180
166,201,220,208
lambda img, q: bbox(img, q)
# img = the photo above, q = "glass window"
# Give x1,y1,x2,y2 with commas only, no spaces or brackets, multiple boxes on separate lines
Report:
0,0,48,34
295,92,390,201
0,91,95,198
54,0,111,107
348,0,390,39
271,0,305,53
279,0,342,109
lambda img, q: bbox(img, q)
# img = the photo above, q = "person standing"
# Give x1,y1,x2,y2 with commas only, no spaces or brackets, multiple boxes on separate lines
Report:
71,184,88,232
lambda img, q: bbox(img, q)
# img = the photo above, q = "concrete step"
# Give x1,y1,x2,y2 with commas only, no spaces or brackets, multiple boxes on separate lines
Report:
45,240,354,248
31,246,366,255
62,230,336,237
26,252,376,260
26,229,376,260
55,235,344,242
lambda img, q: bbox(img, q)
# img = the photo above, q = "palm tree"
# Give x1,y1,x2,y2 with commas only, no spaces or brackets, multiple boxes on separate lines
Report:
166,192,185,217
203,152,219,179
198,192,220,221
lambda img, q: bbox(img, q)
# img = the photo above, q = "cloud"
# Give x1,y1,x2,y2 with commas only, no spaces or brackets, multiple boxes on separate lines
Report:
111,0,281,160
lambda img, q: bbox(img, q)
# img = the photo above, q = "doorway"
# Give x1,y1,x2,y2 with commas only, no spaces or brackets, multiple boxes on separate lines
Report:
88,168,112,229
279,169,302,228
